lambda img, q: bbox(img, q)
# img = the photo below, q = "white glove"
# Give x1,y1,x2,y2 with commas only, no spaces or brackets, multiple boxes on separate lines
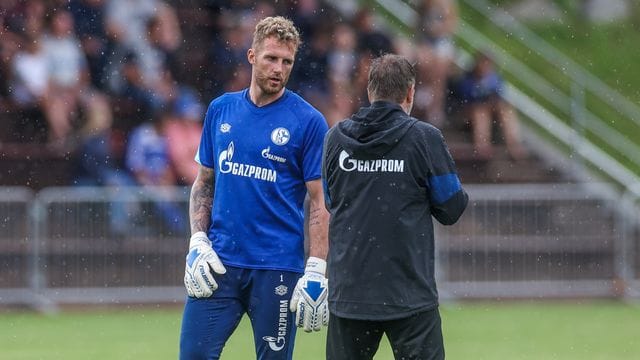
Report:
184,231,226,298
289,257,329,332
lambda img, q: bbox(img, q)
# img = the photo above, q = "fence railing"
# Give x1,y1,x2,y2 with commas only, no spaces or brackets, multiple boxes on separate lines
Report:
0,187,33,305
1,186,190,310
436,184,637,299
1,184,638,309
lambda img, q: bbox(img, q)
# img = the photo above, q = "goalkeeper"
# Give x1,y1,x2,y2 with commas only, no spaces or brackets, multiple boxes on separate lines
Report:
321,54,468,360
179,16,329,360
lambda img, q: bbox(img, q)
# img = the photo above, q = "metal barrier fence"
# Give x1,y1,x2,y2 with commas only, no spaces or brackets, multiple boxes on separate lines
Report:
0,184,638,309
436,184,639,299
1,186,191,309
0,187,33,305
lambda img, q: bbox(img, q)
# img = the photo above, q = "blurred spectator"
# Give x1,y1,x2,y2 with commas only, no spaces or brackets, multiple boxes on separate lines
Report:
10,33,48,108
41,9,112,143
1,2,27,98
455,51,527,160
7,33,48,141
116,52,153,115
103,0,181,93
327,23,358,89
68,0,111,90
126,114,188,233
116,52,176,118
287,0,323,39
353,8,394,57
3,0,47,36
146,2,182,53
324,40,385,128
104,0,178,52
413,0,458,127
129,13,182,93
324,87,357,128
3,0,516,190
0,0,21,33
163,90,204,185
126,116,175,187
144,14,181,76
289,27,331,110
208,22,250,95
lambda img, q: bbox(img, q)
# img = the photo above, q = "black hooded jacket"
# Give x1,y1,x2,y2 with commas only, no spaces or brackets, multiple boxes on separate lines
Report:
322,101,468,320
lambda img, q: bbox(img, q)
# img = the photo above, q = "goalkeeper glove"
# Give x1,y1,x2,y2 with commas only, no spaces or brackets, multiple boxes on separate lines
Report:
289,257,329,332
184,231,226,298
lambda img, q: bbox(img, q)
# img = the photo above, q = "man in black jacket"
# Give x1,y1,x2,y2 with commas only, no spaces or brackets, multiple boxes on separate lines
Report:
322,54,468,360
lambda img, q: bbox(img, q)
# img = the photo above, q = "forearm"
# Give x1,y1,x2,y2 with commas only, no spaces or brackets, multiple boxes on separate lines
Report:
307,197,329,260
189,175,213,234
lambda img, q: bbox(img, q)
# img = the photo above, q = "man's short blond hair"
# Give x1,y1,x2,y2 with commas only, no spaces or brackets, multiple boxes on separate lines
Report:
252,16,301,52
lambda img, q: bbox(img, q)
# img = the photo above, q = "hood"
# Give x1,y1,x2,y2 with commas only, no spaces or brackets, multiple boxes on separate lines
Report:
334,101,417,157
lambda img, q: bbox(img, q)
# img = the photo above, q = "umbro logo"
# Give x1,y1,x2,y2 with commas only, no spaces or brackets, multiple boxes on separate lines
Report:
275,285,288,296
220,123,231,133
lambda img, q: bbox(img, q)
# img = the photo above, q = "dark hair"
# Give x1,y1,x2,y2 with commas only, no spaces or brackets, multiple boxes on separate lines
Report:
367,54,416,103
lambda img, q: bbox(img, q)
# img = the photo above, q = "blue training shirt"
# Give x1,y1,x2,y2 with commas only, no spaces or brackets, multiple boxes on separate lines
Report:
196,89,328,272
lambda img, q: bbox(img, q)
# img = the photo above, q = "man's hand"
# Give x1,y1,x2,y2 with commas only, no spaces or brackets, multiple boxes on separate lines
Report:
289,257,329,332
184,232,226,298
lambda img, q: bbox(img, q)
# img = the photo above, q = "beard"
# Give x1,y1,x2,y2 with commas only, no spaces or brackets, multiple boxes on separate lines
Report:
256,72,287,95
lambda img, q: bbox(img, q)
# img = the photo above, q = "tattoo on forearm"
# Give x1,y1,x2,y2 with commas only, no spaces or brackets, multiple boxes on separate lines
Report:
307,197,329,259
309,208,322,227
190,180,213,234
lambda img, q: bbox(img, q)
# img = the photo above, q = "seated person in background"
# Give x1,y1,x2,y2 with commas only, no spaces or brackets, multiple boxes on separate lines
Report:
413,0,458,128
9,32,49,141
456,51,527,160
126,114,188,234
41,9,112,144
163,89,204,185
117,53,180,119
10,33,48,110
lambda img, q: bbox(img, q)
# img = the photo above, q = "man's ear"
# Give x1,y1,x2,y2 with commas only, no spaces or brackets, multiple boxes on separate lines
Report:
247,48,255,65
402,84,416,115
406,84,415,104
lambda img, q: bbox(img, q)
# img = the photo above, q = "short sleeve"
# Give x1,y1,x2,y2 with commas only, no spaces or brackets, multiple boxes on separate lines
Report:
301,111,329,182
195,102,216,168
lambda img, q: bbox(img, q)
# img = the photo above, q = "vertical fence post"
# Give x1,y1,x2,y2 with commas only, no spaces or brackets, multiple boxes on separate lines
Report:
618,186,640,298
29,199,43,293
434,223,450,300
29,196,57,312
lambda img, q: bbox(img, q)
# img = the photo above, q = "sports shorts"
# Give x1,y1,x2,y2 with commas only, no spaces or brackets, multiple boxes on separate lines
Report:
180,266,300,360
326,307,444,360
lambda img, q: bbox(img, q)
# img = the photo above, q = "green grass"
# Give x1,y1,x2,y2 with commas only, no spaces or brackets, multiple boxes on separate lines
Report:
2,301,640,359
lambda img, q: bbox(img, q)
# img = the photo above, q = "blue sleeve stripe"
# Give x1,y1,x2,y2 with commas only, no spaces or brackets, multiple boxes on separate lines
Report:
428,173,462,205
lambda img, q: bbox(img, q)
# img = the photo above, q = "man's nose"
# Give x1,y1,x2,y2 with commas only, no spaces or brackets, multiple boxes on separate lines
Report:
272,60,283,74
